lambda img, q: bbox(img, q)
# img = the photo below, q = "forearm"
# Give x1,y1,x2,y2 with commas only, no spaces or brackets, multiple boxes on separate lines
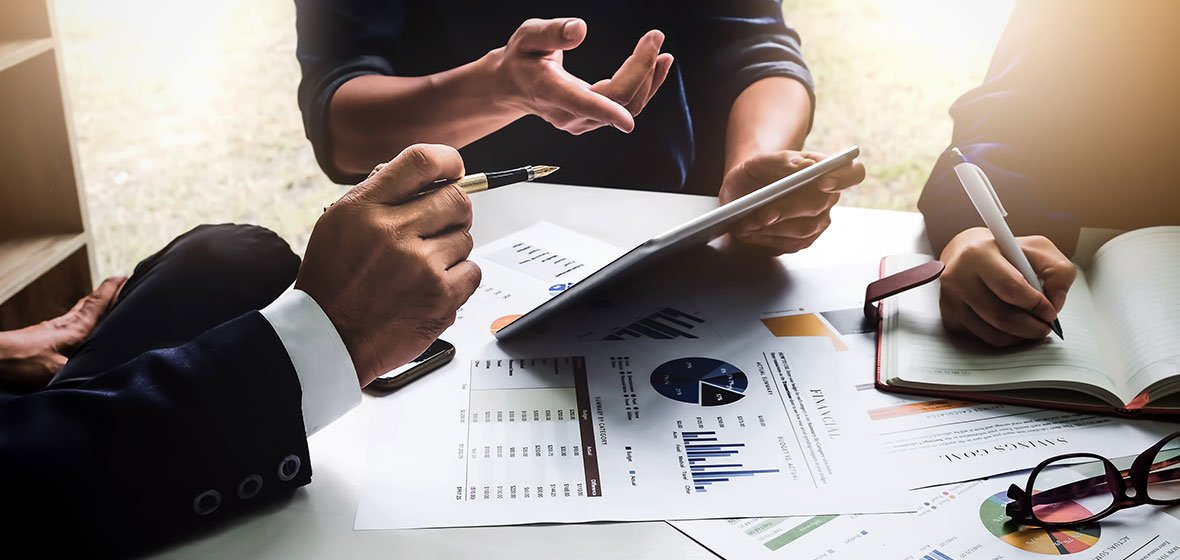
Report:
724,77,812,173
328,49,524,177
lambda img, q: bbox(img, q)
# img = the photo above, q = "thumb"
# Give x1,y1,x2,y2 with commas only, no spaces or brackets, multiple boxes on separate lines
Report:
1025,245,1076,312
512,18,586,53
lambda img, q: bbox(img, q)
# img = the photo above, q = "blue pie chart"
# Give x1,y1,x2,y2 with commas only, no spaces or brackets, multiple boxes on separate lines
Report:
651,357,747,406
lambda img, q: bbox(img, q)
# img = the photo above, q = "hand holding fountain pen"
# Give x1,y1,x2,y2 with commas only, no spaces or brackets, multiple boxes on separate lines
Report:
951,147,1064,339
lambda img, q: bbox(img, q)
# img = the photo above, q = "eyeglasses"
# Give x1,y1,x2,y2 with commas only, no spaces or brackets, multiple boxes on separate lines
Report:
1005,430,1180,528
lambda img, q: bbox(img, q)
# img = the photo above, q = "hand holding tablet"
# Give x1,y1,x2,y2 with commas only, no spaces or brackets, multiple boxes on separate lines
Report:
495,146,862,340
721,149,867,255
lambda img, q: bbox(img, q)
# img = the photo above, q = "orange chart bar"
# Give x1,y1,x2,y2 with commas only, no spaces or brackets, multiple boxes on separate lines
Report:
759,313,848,351
868,399,977,421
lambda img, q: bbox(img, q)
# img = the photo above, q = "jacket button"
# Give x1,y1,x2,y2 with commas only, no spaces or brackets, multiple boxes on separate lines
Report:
192,489,221,516
277,454,302,482
237,474,264,500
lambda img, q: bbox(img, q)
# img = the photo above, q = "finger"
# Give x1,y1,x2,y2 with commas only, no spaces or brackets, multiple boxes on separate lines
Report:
513,18,587,53
962,276,1054,339
744,153,817,185
359,144,465,204
975,249,1059,324
598,30,664,107
742,189,835,233
763,189,839,226
393,183,474,238
755,208,833,240
545,106,611,135
722,153,817,205
367,163,386,179
424,227,476,270
943,299,1025,347
736,228,824,255
815,161,867,193
543,75,635,132
1022,237,1077,312
622,63,658,116
644,53,674,107
447,260,483,305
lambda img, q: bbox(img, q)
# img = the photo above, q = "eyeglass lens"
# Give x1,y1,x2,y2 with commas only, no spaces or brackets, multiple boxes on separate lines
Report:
1147,436,1180,502
1030,458,1118,524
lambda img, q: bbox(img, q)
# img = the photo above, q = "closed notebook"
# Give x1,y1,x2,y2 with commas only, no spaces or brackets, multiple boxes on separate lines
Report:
876,226,1180,417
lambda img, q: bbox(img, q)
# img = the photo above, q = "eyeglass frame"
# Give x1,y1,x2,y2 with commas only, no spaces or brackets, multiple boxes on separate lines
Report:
1004,429,1180,528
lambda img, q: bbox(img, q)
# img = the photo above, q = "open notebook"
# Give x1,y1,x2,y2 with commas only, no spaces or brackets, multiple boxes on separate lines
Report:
876,226,1180,417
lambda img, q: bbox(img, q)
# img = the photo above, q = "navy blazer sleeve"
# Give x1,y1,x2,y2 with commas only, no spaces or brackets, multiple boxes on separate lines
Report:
0,312,311,556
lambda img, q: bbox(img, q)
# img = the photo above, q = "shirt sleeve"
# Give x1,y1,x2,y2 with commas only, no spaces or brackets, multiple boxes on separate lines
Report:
260,289,361,436
916,2,1082,256
676,1,816,133
294,0,406,184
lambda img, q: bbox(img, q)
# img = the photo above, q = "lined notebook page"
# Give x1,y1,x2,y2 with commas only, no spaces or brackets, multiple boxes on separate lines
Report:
883,254,1122,400
1086,227,1180,399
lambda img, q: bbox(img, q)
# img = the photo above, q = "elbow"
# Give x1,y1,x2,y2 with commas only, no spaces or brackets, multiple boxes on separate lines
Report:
322,125,396,185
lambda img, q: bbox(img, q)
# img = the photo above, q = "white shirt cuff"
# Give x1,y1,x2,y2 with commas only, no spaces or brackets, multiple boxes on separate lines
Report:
260,288,361,436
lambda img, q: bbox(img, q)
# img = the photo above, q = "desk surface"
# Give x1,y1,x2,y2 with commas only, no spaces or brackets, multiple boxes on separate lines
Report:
159,184,931,559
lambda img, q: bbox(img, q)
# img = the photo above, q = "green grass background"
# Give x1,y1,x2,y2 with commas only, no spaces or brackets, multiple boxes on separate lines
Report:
55,0,1012,279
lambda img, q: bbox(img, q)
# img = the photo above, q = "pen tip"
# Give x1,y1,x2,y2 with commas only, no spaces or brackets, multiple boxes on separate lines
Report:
1050,319,1064,340
531,165,560,179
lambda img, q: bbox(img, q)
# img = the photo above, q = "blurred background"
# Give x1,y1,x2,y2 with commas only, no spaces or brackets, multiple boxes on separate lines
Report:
54,0,1014,279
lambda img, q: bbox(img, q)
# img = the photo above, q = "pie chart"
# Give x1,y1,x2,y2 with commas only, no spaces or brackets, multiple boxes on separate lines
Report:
979,491,1101,555
650,357,747,406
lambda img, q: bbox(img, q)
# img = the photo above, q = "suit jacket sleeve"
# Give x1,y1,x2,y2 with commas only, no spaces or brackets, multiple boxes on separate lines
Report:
0,312,311,556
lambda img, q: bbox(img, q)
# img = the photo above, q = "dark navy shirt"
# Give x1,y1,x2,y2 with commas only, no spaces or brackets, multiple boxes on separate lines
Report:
918,1,1180,255
295,0,814,194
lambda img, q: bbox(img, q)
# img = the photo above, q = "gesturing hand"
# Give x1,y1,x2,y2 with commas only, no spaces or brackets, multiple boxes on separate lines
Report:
0,276,126,390
493,18,674,135
938,227,1076,347
721,150,866,255
296,144,482,387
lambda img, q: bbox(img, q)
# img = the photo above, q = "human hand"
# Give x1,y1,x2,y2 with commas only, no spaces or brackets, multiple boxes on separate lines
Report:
721,150,866,255
938,227,1076,347
0,276,126,390
491,17,674,135
296,144,482,387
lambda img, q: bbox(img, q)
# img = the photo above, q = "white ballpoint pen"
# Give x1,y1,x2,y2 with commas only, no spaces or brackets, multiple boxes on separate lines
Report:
951,147,1064,339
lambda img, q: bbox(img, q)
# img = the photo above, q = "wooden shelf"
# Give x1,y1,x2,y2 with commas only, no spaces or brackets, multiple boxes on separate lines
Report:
0,0,94,328
0,232,88,304
0,37,52,73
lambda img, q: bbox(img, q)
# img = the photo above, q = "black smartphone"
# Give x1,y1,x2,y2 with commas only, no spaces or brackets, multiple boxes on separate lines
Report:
364,338,456,394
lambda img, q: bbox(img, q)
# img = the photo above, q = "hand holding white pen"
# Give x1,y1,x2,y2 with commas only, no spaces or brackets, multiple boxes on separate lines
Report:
935,148,1076,346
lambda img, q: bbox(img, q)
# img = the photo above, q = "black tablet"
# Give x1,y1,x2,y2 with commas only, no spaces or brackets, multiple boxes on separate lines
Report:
494,146,860,340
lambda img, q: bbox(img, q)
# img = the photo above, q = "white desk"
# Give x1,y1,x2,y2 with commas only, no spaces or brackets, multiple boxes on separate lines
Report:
156,184,932,559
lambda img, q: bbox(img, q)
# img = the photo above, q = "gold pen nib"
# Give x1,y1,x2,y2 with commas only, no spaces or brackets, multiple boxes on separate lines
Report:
530,165,560,180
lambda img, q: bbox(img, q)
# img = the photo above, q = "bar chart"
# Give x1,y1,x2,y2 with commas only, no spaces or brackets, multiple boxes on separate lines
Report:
603,306,707,340
682,431,780,493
